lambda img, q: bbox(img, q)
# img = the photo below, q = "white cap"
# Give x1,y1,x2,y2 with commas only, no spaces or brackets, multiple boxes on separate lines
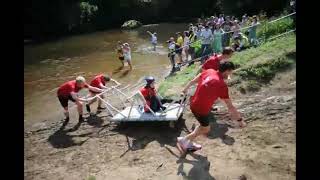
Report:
76,76,86,83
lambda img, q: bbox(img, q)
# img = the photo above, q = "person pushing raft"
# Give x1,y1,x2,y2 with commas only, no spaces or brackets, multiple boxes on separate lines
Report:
176,61,246,156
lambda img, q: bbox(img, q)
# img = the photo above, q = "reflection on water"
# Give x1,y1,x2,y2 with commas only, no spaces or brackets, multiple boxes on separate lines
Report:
24,23,187,129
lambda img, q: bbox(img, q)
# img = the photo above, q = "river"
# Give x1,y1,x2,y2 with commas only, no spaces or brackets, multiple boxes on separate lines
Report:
24,23,188,129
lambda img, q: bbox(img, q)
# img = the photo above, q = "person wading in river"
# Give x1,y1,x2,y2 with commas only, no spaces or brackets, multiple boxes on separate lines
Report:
57,76,103,122
147,31,158,51
123,43,133,70
177,61,245,154
85,74,121,113
116,41,125,68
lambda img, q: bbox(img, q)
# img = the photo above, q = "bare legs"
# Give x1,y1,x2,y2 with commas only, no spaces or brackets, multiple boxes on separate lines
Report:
184,125,210,142
127,60,133,70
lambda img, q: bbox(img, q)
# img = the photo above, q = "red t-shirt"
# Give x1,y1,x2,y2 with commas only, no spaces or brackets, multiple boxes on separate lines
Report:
190,69,229,116
140,87,157,112
202,54,223,71
90,74,106,88
57,80,88,97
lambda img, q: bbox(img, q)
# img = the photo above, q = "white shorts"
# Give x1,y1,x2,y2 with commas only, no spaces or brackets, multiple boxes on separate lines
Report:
124,57,131,62
124,53,131,61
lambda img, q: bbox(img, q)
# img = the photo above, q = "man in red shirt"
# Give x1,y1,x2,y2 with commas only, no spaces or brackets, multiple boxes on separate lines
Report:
201,47,234,71
86,74,120,113
139,76,167,113
57,76,103,122
177,61,245,153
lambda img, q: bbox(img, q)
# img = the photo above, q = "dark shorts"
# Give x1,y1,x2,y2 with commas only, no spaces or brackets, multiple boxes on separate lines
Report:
58,95,75,108
119,56,124,61
176,46,182,55
188,47,195,54
192,111,210,127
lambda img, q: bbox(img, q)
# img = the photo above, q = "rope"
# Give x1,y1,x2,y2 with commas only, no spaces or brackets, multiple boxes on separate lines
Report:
267,29,295,41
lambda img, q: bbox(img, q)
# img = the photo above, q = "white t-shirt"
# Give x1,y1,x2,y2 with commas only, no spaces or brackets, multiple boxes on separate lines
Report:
192,26,198,33
218,18,224,25
151,34,157,44
123,47,131,61
168,42,176,54
184,36,190,48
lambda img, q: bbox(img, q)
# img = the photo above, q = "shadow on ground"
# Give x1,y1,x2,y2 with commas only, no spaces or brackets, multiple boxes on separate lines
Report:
176,153,215,180
47,114,108,148
111,117,190,157
190,112,236,146
119,69,131,78
285,51,296,61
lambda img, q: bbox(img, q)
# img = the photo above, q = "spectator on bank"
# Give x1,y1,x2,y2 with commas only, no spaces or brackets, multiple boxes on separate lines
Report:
212,24,224,54
231,33,249,52
200,25,213,63
188,30,197,61
231,20,241,39
241,14,248,27
176,32,184,64
167,37,177,73
222,20,232,47
183,31,190,60
248,15,259,47
218,14,225,25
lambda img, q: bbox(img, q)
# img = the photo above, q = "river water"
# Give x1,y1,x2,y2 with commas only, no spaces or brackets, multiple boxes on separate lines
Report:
24,23,187,129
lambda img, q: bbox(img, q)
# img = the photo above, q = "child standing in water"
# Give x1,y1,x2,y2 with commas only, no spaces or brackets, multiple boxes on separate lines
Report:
116,41,125,68
122,43,133,70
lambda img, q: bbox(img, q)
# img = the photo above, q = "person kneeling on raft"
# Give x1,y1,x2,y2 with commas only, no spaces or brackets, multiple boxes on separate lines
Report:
86,74,121,113
138,76,169,113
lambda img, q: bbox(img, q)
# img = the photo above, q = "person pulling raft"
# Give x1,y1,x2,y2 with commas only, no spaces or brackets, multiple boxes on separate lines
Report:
57,76,103,123
85,74,121,114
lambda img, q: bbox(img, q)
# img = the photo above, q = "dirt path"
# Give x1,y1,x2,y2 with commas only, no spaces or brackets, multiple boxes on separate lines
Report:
24,67,295,180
